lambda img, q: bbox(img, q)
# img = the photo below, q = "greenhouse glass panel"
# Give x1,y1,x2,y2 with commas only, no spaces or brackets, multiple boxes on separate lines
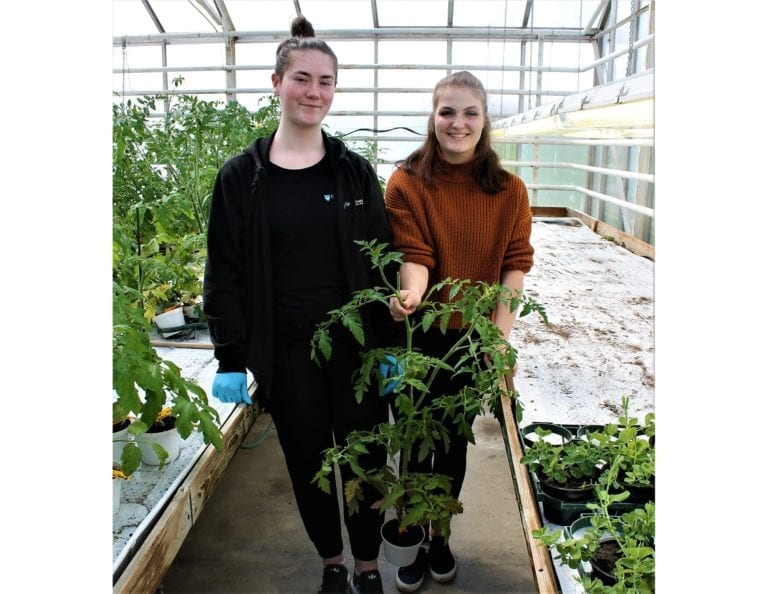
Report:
223,1,300,29
149,1,217,32
451,41,522,69
377,0,449,26
378,41,447,65
530,0,602,28
112,1,156,35
166,44,225,67
299,0,374,28
378,91,433,113
332,41,376,67
453,0,526,26
330,92,374,112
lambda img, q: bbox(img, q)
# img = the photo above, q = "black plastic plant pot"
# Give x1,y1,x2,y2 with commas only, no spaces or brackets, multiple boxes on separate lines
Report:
567,515,598,539
542,502,583,526
521,422,573,449
538,474,597,525
623,481,655,504
575,424,608,441
589,539,620,586
538,477,596,502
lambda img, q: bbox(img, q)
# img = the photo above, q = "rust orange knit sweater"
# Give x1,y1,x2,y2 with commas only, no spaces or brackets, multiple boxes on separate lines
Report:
385,157,534,329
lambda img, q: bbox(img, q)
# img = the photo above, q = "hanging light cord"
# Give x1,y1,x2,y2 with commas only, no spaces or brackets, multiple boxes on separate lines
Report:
336,126,425,138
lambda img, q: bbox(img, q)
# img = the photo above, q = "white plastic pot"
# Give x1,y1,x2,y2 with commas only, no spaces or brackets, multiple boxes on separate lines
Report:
113,476,122,515
154,307,185,338
137,428,181,466
380,519,425,567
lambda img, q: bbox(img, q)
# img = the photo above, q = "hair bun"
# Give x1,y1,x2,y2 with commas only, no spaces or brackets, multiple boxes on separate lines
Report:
290,15,316,38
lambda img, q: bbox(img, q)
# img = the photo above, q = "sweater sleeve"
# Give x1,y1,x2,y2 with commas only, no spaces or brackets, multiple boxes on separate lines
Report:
501,175,534,274
384,167,436,270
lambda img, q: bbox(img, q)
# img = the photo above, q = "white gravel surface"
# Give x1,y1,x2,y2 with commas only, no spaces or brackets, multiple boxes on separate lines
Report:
513,218,654,427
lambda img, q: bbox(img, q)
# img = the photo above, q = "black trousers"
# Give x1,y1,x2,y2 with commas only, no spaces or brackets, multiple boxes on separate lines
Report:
269,338,388,561
397,327,478,504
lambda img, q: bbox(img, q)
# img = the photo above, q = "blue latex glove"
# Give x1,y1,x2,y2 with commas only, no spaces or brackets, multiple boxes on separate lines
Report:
379,354,404,396
212,372,253,405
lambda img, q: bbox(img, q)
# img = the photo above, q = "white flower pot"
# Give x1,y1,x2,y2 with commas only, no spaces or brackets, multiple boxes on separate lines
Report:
113,477,122,515
154,307,185,338
183,301,203,320
113,419,131,463
381,519,426,567
137,427,181,466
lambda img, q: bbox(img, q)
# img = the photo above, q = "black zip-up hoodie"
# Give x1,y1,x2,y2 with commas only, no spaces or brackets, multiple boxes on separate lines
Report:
203,131,402,405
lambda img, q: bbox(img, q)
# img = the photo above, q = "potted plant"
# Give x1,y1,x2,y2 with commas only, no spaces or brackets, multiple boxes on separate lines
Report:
113,462,129,516
532,457,655,592
113,281,223,477
521,426,608,525
599,398,656,504
113,415,132,463
134,406,182,466
520,396,654,524
309,240,547,564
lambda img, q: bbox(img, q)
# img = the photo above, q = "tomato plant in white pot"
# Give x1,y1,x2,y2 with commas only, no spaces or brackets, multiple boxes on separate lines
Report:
310,240,548,565
113,282,223,476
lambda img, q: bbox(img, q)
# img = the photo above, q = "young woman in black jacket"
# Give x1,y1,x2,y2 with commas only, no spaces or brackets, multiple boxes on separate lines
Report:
203,16,397,594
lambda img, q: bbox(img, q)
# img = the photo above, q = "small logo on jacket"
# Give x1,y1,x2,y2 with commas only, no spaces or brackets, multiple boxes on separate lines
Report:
323,193,333,202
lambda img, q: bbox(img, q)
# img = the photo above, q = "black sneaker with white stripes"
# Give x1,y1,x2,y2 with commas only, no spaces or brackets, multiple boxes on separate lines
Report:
352,569,383,593
319,564,350,593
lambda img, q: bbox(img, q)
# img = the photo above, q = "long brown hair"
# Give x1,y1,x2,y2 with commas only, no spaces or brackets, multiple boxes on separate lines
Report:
400,71,508,194
274,16,338,82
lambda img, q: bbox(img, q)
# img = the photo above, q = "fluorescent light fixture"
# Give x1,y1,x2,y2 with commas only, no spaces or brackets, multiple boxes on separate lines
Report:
492,71,654,140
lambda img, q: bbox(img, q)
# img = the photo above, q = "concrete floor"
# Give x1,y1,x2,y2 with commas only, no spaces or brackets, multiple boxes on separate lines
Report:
160,410,538,594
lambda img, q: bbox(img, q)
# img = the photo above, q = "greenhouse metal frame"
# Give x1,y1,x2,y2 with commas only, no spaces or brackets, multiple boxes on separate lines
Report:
113,0,655,245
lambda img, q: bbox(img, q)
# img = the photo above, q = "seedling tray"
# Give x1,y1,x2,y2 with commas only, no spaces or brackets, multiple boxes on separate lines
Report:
520,422,650,526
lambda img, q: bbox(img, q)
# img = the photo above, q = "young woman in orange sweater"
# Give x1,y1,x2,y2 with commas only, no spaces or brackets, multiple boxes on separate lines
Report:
385,71,534,592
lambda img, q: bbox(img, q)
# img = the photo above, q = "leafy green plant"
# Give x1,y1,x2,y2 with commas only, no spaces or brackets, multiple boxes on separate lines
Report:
533,458,655,592
113,91,280,319
112,91,279,475
578,397,655,493
112,282,223,476
521,430,607,488
521,396,654,497
310,240,548,540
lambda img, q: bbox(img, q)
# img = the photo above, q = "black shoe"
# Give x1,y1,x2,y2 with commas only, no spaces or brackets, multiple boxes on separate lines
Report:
395,546,428,592
319,564,350,593
428,536,456,583
351,569,383,594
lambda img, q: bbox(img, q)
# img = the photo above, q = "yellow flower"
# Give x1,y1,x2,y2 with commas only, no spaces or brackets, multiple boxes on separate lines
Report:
113,469,128,480
157,407,173,421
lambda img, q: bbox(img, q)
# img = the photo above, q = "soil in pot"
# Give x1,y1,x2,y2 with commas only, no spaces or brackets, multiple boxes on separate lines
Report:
589,538,621,586
148,415,176,433
381,518,425,548
538,473,596,500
